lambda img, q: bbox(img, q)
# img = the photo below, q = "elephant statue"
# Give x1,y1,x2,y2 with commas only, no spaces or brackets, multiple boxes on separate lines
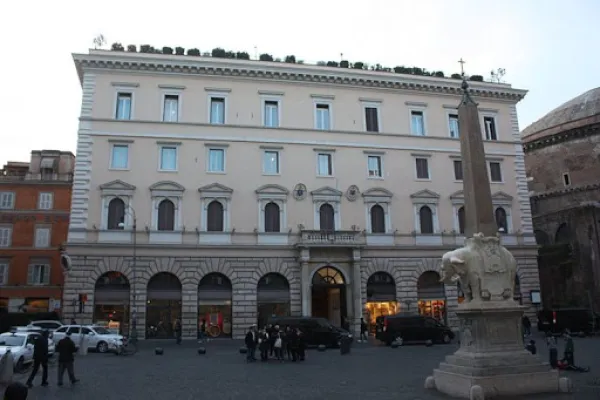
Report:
440,246,482,303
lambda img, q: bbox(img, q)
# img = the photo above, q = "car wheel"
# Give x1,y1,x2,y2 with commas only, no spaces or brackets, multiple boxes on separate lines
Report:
442,333,452,344
15,357,25,373
96,341,109,353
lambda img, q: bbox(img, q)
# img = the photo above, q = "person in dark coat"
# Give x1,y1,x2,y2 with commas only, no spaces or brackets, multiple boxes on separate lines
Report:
258,328,270,361
285,326,293,360
55,332,78,386
174,319,182,345
26,331,49,388
287,328,299,362
525,339,537,355
244,326,257,362
522,315,531,337
297,328,306,361
3,382,28,400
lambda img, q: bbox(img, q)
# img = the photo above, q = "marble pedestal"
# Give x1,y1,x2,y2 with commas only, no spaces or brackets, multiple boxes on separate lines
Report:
426,304,568,400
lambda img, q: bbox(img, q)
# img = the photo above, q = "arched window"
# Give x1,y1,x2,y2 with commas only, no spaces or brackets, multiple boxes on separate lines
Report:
419,206,434,234
555,223,571,244
107,198,125,230
319,203,335,232
207,200,224,232
370,204,386,233
157,199,175,231
264,202,280,233
495,207,508,233
457,206,466,234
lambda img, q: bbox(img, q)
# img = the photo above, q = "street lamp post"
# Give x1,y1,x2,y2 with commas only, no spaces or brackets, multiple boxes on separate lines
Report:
118,203,137,341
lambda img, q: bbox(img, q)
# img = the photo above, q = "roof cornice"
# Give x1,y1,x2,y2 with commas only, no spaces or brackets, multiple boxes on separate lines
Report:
523,123,600,152
530,183,600,200
73,50,527,102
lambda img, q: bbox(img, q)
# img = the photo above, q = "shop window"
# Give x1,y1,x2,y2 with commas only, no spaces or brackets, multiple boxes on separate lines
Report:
198,273,232,338
257,273,290,328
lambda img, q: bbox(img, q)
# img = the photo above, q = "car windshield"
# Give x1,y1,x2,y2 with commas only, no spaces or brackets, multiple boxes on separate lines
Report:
0,336,26,347
92,327,111,335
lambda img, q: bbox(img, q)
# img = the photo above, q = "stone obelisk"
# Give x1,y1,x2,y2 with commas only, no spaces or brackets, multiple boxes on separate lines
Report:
424,62,569,400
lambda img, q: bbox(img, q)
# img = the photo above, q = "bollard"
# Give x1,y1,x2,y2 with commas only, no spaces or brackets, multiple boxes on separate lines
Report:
239,347,248,354
197,347,206,355
317,344,326,352
0,350,14,384
155,347,164,355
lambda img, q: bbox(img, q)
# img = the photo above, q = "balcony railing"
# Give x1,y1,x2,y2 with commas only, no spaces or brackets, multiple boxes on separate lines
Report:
299,230,365,246
0,173,73,182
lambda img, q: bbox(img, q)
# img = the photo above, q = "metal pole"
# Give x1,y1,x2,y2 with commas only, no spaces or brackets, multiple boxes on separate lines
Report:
131,213,138,341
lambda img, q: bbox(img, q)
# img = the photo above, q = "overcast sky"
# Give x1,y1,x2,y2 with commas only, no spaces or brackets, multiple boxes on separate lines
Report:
1,0,598,165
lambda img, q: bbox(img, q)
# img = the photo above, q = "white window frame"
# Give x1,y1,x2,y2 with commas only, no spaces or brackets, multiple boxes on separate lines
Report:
488,161,504,183
206,146,227,174
408,106,427,136
0,261,8,285
262,148,281,176
100,195,133,230
362,101,382,133
447,112,460,138
365,202,392,234
114,90,134,120
261,96,282,128
28,263,50,285
562,172,571,187
0,225,12,247
494,205,513,234
38,192,53,210
414,155,431,181
0,192,15,209
316,151,334,177
200,197,232,232
412,203,440,234
158,143,179,172
161,91,182,122
34,226,51,248
452,204,466,234
482,114,499,141
365,152,384,179
257,196,287,233
208,93,228,125
313,201,341,230
314,101,333,130
151,196,182,231
109,142,130,170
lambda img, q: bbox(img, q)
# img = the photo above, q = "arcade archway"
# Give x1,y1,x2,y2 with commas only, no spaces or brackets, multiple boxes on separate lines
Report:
93,271,130,334
257,273,290,328
198,273,233,338
312,266,346,327
417,271,446,323
146,272,182,339
365,272,398,331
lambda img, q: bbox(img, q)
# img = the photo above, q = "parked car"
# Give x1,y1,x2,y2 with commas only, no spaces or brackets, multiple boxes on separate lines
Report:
267,316,353,348
53,325,124,353
375,314,454,345
12,327,55,356
537,308,600,335
0,331,37,371
28,320,64,332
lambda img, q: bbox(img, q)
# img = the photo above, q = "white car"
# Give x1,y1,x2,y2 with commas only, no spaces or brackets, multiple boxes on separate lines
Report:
28,320,64,332
13,327,56,356
53,325,124,353
0,332,36,371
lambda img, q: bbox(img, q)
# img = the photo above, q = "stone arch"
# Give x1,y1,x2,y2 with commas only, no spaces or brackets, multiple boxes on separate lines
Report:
87,257,133,287
138,257,187,286
190,258,238,287
555,223,571,244
308,263,350,284
251,258,299,288
411,257,443,282
361,258,403,294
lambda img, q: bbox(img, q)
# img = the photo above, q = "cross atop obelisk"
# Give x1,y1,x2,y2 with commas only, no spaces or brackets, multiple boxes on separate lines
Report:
457,59,497,237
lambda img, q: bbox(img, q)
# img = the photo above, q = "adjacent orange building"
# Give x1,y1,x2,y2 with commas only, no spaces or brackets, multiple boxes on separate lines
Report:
0,150,74,313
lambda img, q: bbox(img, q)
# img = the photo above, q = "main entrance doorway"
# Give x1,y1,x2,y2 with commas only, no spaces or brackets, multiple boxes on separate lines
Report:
311,266,346,327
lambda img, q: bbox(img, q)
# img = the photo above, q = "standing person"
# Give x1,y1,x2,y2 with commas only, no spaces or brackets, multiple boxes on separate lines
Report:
3,382,28,400
285,326,293,361
273,331,283,362
522,315,531,337
174,319,182,345
288,328,298,362
56,332,79,386
258,328,270,362
199,319,207,343
297,328,306,361
244,326,257,362
360,318,368,343
563,330,575,366
26,331,49,388
546,333,558,369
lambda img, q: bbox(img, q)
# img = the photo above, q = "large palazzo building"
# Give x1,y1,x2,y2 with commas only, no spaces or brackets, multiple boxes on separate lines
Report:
64,48,539,339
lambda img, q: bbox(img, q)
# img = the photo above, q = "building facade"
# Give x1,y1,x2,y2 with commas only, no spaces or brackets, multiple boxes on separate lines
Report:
523,87,600,311
64,49,538,339
0,150,75,313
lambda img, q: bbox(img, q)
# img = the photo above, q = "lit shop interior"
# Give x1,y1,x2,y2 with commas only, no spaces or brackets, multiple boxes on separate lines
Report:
417,271,447,323
364,272,399,330
197,273,233,338
93,271,131,334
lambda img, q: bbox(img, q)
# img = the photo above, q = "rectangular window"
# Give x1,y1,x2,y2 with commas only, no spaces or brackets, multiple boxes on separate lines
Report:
159,146,178,171
317,153,333,176
411,110,425,135
484,116,498,140
28,264,50,285
210,97,226,124
563,173,571,187
263,150,280,175
0,227,11,247
163,94,179,122
415,158,430,180
365,107,379,132
449,114,460,138
207,148,225,173
115,93,132,120
0,262,7,285
453,160,463,181
315,103,331,130
264,100,279,128
35,227,50,248
38,193,53,210
367,155,382,177
489,162,503,182
0,192,15,209
110,144,129,170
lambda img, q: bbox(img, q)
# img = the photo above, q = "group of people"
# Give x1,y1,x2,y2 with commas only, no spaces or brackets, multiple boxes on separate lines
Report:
524,329,590,372
24,330,79,389
244,325,306,363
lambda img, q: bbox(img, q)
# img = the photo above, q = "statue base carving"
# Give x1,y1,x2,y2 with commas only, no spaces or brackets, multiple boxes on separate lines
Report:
426,305,567,399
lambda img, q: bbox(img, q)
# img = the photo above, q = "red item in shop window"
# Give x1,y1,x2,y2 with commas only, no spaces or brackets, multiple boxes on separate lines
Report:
204,312,223,332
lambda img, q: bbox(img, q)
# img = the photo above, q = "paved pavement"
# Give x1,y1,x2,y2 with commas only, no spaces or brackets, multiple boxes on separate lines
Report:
5,335,600,400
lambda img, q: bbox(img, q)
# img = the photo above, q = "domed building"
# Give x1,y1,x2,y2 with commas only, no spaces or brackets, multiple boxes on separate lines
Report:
522,87,600,311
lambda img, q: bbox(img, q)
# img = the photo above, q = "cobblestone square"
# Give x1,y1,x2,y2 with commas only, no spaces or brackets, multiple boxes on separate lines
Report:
8,337,600,400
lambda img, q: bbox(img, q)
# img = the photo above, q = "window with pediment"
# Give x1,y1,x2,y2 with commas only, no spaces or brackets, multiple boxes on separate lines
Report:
363,188,393,234
311,186,342,231
410,189,440,234
255,184,288,234
199,183,233,233
150,181,185,231
99,180,136,230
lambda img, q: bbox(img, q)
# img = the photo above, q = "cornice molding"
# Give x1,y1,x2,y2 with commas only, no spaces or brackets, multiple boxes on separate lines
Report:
523,124,600,152
530,183,600,200
73,51,527,102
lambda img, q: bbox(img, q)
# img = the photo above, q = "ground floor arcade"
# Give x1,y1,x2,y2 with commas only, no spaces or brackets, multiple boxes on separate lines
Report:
61,245,540,339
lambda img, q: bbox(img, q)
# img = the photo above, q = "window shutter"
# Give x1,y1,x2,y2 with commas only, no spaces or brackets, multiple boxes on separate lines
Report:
43,265,50,284
27,265,34,284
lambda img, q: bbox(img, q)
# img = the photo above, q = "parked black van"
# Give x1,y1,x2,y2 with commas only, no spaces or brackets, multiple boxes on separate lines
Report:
267,317,353,348
375,314,454,345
